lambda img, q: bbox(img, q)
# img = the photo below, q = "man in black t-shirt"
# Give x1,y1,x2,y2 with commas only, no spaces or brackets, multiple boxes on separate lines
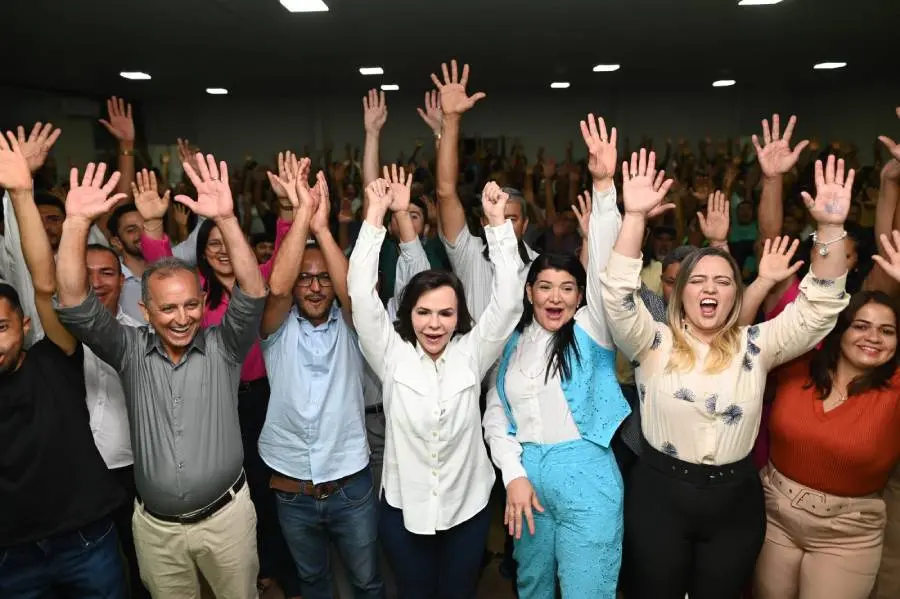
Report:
0,136,126,597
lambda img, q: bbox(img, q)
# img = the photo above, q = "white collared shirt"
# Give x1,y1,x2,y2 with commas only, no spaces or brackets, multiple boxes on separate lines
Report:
483,186,621,486
84,310,143,469
348,220,524,535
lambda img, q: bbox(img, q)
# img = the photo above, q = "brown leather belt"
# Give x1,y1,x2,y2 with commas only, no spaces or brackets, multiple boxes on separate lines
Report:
270,469,357,500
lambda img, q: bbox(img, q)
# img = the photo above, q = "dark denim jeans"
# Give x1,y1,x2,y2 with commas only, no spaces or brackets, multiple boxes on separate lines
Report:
0,517,126,599
275,466,383,599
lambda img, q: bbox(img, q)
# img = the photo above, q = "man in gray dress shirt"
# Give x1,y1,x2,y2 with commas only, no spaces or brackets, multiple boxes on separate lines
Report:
55,155,268,599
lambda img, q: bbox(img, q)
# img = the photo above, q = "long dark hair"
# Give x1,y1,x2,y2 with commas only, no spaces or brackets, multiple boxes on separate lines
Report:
805,291,900,399
195,219,227,309
394,270,474,346
516,253,587,383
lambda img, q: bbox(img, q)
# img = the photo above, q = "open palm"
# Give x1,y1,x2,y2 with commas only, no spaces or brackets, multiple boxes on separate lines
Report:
17,122,62,174
873,231,900,284
384,164,412,212
0,133,34,191
801,155,854,227
758,236,804,283
98,96,135,142
580,114,617,182
430,60,486,116
66,163,126,221
363,89,388,134
752,114,808,178
622,149,674,217
176,153,234,220
132,168,170,220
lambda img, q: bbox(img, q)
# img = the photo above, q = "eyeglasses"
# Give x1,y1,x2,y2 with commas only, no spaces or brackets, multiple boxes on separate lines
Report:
296,273,332,288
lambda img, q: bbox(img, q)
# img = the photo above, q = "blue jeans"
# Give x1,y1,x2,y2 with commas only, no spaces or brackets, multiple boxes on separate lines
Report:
0,517,126,598
275,466,383,599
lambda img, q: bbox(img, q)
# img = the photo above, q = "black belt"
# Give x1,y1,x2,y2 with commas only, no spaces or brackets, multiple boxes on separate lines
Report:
140,471,246,525
641,439,756,486
365,403,384,415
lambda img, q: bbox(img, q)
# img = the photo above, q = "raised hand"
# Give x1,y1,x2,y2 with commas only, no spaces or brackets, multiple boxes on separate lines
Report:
752,114,809,178
131,168,170,220
481,181,509,226
173,203,190,228
878,107,900,163
268,151,301,202
65,163,127,223
697,190,730,245
757,236,804,284
416,90,443,137
430,59,486,116
580,114,617,183
571,190,592,238
308,170,331,235
0,132,34,191
176,138,201,175
622,149,675,218
290,161,319,226
872,231,900,283
383,164,413,212
15,122,62,174
800,155,855,226
175,153,234,221
365,178,393,218
98,96,135,143
363,89,388,135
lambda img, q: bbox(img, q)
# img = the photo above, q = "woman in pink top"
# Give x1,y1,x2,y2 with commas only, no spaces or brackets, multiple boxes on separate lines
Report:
135,161,305,598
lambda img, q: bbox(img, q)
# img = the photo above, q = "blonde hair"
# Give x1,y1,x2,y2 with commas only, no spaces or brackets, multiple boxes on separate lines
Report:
665,247,744,374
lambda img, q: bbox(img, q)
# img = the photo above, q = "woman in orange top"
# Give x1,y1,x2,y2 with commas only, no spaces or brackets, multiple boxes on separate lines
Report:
754,231,900,599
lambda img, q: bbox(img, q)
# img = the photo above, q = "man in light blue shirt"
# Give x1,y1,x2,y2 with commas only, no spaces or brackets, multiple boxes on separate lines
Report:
259,187,382,599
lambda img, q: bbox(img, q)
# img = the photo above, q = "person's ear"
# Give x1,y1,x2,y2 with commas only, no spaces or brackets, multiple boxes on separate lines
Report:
22,315,31,337
139,301,150,323
525,284,534,305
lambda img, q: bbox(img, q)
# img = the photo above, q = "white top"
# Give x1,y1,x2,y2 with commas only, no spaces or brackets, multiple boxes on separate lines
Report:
348,219,524,535
483,186,621,486
600,251,849,465
84,310,143,469
440,219,538,321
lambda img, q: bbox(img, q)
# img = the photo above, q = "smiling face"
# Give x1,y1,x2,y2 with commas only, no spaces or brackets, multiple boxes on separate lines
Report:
411,286,458,360
112,210,144,259
680,255,738,337
840,301,898,371
292,248,336,326
204,226,233,278
87,247,124,313
140,269,204,359
37,204,65,251
0,298,28,375
527,268,582,332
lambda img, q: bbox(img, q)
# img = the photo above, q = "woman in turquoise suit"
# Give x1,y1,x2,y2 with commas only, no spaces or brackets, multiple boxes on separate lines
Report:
483,141,630,599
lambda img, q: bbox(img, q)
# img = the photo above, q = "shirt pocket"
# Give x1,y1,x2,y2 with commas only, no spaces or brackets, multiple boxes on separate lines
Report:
393,367,431,396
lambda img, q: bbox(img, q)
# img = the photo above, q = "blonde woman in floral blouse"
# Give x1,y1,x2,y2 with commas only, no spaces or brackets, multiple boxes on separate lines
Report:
599,150,853,599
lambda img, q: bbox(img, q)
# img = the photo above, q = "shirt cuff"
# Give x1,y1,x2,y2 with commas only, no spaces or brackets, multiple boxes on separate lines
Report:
398,238,425,259
803,268,848,297
483,220,515,246
592,185,618,214
357,220,387,245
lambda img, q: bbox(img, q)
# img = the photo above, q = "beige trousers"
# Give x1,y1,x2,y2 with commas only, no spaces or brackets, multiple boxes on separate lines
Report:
132,483,260,599
871,463,900,599
754,465,886,599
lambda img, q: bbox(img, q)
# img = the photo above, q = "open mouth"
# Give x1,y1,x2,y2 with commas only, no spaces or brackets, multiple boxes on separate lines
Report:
169,324,191,338
215,255,231,265
424,333,444,344
699,298,718,318
858,345,881,357
545,307,564,320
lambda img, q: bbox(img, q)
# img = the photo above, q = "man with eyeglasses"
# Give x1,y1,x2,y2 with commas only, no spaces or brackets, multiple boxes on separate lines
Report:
258,189,382,599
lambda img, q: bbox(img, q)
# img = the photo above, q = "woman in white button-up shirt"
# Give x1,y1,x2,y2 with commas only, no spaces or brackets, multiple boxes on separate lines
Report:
348,169,524,599
600,150,852,599
483,115,630,599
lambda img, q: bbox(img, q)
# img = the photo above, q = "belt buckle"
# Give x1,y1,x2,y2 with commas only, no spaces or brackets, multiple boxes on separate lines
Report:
792,489,826,510
313,484,335,500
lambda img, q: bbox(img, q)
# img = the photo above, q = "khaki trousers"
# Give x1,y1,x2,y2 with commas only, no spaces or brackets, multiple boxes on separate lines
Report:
754,465,886,599
132,483,260,599
871,463,900,599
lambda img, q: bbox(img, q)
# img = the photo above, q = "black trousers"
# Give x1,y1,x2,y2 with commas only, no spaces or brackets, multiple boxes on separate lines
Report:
238,377,302,597
110,465,150,599
623,442,765,599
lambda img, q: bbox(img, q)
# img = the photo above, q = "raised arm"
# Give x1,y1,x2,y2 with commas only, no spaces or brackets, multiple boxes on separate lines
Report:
307,174,352,323
55,163,131,366
416,90,443,153
472,182,526,375
175,153,266,299
739,236,805,325
97,96,136,216
432,59,486,243
869,108,900,294
758,156,853,370
362,89,388,199
348,178,403,380
697,190,730,253
579,114,621,348
0,132,76,354
601,149,674,361
261,161,318,337
752,114,809,313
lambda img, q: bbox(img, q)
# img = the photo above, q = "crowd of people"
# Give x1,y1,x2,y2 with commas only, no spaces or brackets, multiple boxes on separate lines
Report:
2,57,900,599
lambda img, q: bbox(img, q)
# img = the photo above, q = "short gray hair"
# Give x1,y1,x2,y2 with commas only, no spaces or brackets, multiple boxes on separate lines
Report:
140,257,201,305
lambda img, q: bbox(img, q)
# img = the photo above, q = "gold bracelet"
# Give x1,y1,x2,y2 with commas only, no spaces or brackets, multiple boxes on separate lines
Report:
143,222,163,233
120,148,135,157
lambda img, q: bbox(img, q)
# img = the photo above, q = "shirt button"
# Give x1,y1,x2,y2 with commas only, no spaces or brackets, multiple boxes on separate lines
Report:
178,462,184,469
432,490,438,496
431,453,437,459
432,470,438,476
432,432,438,438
